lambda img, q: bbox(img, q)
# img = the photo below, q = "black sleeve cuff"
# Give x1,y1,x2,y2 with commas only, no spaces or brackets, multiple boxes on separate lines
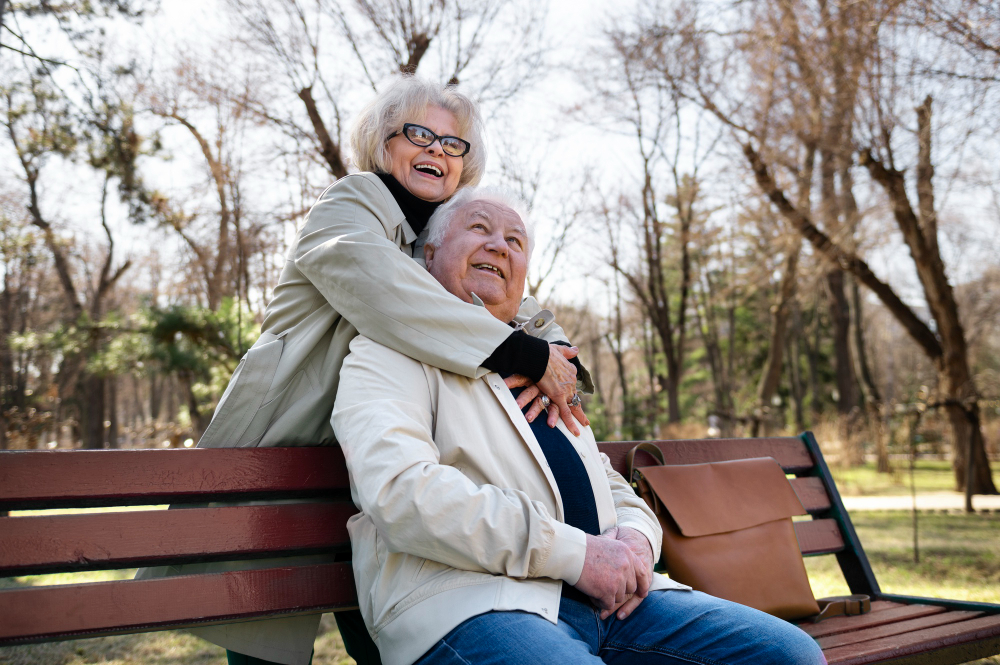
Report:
482,330,550,382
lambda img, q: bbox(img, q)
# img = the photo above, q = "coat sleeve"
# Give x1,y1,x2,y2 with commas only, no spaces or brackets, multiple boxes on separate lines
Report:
293,174,514,378
602,454,663,562
333,336,588,585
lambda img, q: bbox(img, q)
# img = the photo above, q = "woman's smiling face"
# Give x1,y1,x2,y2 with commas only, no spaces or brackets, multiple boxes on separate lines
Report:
387,106,464,202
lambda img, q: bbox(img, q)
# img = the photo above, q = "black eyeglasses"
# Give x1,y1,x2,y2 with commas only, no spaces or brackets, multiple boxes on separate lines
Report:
387,123,471,157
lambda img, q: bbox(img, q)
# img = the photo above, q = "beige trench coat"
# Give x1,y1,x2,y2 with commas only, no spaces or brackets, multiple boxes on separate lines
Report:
138,173,588,665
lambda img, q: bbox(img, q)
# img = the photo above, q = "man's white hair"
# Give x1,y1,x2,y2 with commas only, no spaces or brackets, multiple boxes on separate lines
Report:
349,75,487,188
426,186,534,259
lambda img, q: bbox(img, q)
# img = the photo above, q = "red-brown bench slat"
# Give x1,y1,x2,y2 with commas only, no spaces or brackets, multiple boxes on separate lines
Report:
800,603,945,638
822,614,1000,665
790,476,832,513
600,437,815,477
0,448,351,510
816,610,983,649
0,562,358,646
795,518,845,555
0,503,357,576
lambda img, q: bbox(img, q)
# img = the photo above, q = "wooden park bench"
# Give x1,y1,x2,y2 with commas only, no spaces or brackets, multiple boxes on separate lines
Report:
2,432,999,665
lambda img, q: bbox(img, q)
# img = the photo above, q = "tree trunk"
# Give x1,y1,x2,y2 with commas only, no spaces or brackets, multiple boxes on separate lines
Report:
754,238,801,437
150,373,161,422
107,377,119,449
81,375,106,449
827,269,857,415
849,277,881,406
786,306,806,433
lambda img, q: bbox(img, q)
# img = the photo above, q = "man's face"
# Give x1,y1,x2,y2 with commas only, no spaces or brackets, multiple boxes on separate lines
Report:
424,200,529,323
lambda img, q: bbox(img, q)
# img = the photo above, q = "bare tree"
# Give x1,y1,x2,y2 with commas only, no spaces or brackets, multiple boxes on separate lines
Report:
224,0,548,191
630,0,996,495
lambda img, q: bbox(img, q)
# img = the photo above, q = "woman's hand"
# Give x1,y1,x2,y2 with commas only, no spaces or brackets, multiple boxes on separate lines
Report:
503,345,589,434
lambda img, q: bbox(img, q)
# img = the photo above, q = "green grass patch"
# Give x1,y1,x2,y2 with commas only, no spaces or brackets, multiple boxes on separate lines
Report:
806,510,1000,603
829,459,1000,496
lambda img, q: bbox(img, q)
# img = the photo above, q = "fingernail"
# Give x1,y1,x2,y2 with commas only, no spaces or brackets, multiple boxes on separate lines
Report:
618,611,625,620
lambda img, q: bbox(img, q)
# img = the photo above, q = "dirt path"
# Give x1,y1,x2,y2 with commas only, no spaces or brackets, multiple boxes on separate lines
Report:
841,492,1000,512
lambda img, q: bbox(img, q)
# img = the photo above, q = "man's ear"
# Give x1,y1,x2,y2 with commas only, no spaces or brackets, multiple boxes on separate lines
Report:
423,243,436,271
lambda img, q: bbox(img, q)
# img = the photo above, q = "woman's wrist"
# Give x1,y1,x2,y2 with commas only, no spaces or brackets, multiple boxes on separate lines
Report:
482,330,549,382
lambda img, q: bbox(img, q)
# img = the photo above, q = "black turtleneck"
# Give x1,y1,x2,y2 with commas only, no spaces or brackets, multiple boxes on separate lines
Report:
375,171,551,383
375,172,442,237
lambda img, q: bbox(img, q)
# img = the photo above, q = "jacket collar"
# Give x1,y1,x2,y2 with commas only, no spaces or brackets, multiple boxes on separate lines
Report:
484,372,565,519
367,173,419,246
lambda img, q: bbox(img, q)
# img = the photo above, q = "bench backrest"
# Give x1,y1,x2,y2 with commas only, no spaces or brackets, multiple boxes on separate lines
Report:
0,447,359,646
0,432,877,647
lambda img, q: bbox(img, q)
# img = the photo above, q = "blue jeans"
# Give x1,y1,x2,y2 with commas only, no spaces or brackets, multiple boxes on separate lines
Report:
415,590,826,665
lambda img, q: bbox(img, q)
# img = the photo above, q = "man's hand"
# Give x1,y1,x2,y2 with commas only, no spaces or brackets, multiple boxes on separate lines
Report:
601,527,655,620
573,533,640,612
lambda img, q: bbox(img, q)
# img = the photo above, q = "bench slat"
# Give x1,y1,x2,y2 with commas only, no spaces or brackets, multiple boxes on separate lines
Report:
790,476,832,513
0,449,350,510
800,603,945,638
816,610,983,649
0,503,357,576
0,562,358,646
600,438,815,477
822,614,1000,665
795,518,845,555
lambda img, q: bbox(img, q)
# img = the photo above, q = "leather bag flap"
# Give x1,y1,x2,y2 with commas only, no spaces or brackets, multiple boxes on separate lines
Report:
638,457,807,537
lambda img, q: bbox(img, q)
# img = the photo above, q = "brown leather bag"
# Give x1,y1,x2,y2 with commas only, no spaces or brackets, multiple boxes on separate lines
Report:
627,443,868,621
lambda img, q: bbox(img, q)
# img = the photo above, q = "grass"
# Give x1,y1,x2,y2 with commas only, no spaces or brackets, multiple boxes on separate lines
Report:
805,510,1000,665
828,459,1000,497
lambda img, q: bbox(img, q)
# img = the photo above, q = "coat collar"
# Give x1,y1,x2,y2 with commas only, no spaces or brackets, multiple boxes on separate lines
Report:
367,173,419,247
482,372,565,519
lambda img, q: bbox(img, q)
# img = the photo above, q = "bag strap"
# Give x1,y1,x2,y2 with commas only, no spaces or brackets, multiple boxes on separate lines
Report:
626,442,666,479
811,595,871,622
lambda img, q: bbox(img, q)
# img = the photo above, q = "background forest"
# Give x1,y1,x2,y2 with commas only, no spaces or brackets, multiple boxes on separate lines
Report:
2,0,999,498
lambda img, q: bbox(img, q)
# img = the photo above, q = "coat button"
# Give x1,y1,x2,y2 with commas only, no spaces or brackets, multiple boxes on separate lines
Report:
534,318,545,328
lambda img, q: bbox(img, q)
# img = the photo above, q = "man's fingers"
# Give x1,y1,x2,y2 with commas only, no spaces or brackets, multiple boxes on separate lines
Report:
615,594,646,621
516,384,540,409
525,397,546,423
504,374,531,389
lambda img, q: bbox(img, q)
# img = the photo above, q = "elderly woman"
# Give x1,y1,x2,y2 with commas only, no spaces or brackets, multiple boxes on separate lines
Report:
332,188,827,665
138,77,590,665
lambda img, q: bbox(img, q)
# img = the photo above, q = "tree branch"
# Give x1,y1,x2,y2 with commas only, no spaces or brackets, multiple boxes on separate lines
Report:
743,140,943,361
297,85,347,179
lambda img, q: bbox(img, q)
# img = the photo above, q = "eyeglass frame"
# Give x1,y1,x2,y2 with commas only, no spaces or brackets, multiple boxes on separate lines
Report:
387,123,471,157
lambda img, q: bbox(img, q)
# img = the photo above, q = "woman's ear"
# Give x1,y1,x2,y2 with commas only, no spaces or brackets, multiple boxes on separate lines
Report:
423,243,436,270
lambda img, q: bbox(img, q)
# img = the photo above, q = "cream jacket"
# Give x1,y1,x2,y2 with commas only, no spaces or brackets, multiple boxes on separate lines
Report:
137,173,588,665
333,336,688,665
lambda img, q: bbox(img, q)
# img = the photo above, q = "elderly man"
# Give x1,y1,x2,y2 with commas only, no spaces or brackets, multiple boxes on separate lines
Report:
332,188,826,665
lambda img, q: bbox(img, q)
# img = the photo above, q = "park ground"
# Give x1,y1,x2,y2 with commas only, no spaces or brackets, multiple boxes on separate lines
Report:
1,460,999,665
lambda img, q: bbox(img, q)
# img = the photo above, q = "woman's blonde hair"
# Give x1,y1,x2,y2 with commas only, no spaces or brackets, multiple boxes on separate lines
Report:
350,76,487,188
